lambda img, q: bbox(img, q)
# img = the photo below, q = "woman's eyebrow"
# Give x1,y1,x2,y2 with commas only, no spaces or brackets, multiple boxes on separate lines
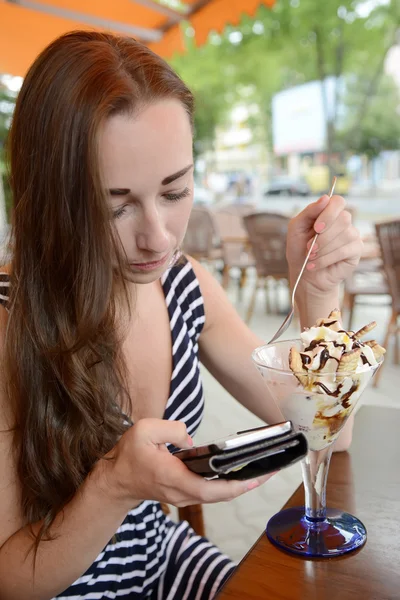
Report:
161,164,193,186
109,188,130,196
108,164,193,195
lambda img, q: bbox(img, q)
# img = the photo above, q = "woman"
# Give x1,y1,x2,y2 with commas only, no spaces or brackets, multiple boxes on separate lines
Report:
0,31,362,599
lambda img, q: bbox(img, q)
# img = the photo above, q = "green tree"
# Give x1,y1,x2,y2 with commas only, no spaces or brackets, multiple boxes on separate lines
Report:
0,80,16,219
338,74,400,159
227,0,399,173
172,0,400,173
171,35,234,166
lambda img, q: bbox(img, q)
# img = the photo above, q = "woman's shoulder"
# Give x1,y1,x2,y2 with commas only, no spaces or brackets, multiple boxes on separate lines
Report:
163,255,206,332
185,255,216,295
185,255,239,334
164,254,197,290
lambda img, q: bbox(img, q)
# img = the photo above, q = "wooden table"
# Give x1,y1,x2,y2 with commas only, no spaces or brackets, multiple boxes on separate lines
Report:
217,406,400,600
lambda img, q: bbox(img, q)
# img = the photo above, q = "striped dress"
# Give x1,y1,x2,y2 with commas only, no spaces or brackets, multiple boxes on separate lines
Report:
0,259,235,599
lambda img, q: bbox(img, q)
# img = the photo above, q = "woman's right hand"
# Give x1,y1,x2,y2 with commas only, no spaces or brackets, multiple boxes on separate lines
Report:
95,418,273,509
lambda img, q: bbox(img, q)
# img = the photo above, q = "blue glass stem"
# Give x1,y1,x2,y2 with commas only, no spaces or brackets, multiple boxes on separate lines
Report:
301,446,334,521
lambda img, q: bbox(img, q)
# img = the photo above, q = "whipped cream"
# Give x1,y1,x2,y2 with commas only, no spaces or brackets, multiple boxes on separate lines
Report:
287,312,384,450
300,325,378,377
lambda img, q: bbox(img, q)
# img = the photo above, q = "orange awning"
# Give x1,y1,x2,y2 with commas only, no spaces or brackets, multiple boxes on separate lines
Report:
0,0,275,77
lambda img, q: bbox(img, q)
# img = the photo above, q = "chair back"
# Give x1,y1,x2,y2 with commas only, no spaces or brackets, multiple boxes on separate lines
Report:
218,203,257,217
182,207,218,260
375,219,400,311
212,209,249,265
243,212,289,278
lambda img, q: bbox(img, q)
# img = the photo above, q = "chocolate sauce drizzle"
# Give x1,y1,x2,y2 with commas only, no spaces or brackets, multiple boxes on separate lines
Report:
315,381,359,408
300,353,311,367
304,340,346,353
302,323,365,405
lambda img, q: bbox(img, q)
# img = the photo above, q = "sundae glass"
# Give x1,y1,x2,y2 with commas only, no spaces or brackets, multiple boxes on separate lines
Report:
252,310,385,558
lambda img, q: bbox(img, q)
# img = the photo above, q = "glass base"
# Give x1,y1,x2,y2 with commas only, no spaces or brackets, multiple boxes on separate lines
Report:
266,506,367,558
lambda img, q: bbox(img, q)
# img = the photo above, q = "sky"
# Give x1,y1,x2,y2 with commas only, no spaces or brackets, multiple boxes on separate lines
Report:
386,46,400,89
355,0,390,17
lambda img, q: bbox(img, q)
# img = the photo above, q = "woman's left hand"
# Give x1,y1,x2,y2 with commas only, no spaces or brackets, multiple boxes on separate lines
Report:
286,194,364,294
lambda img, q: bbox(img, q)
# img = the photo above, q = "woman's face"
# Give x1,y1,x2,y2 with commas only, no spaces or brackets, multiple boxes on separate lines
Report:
99,99,194,284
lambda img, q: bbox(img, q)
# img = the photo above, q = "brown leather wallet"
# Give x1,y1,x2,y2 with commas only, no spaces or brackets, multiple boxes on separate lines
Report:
173,422,308,480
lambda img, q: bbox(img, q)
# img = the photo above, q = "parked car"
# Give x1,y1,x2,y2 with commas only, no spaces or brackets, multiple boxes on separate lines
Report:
264,177,311,196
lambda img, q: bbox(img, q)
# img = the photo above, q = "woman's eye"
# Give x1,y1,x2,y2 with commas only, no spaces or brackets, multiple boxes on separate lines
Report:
163,187,191,202
112,206,128,219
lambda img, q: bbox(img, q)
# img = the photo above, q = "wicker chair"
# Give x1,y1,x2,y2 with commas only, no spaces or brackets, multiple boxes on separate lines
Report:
343,260,389,332
217,202,257,217
159,503,205,537
372,219,400,387
182,206,222,268
212,208,255,294
243,212,290,323
178,505,205,536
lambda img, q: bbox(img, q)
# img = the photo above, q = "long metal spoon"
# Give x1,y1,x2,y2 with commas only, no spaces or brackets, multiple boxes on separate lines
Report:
267,176,338,344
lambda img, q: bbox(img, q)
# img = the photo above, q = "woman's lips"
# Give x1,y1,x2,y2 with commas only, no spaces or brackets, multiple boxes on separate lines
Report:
129,253,169,272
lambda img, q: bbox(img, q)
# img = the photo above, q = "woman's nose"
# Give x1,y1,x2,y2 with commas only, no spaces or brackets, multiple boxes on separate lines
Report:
135,208,170,254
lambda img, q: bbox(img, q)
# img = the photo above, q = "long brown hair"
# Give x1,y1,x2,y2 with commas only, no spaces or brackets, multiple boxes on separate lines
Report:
5,31,194,548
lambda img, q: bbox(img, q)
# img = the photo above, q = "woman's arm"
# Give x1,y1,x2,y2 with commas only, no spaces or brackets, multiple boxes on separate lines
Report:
0,455,133,600
191,258,354,450
192,258,284,425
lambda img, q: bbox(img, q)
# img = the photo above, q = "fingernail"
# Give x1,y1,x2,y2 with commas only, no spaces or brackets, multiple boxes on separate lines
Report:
187,435,194,447
246,480,260,491
307,241,318,251
309,252,317,260
317,195,329,204
307,263,316,270
314,222,326,233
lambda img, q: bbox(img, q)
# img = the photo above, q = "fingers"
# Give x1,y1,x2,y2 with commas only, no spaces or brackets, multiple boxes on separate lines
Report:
257,472,277,485
174,471,247,505
307,239,363,272
307,211,356,252
311,223,360,261
313,195,346,235
291,195,330,233
290,194,345,236
135,418,192,449
305,207,362,270
307,210,353,252
178,470,276,505
134,420,277,506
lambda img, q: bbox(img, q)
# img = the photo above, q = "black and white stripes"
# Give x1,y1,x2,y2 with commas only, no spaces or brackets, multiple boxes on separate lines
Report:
0,272,10,309
162,259,205,440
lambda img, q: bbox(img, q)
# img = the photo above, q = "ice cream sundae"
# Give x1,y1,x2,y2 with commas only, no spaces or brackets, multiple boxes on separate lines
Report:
251,309,385,558
286,309,385,450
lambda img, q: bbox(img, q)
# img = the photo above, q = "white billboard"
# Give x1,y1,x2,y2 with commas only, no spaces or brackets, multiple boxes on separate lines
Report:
272,78,336,156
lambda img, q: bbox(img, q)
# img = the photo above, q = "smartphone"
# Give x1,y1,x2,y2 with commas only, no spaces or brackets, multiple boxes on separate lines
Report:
173,421,293,461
